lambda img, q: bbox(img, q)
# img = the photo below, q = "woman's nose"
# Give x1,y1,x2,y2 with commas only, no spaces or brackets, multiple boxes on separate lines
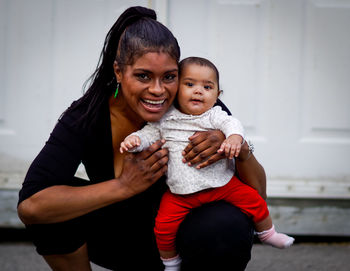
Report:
149,80,164,96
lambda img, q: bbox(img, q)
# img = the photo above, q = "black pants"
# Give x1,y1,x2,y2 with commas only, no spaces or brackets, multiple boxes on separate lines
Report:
25,178,254,270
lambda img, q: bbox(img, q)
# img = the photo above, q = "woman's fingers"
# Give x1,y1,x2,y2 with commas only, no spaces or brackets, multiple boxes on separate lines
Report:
140,139,168,177
183,134,213,161
195,152,225,169
149,149,169,172
150,157,168,180
182,132,205,156
118,147,168,197
184,145,218,166
139,139,165,160
119,139,168,194
183,131,225,166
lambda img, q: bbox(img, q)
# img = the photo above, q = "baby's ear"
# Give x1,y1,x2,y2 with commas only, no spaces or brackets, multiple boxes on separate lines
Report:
218,89,223,97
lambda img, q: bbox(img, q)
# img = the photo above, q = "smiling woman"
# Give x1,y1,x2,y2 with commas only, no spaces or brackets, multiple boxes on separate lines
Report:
112,52,178,123
17,6,266,271
109,52,179,178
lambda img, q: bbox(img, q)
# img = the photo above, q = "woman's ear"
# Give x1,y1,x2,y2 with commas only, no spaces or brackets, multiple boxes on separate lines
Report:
113,61,122,82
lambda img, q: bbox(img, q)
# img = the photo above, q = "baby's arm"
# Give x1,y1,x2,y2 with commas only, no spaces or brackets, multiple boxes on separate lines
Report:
218,134,244,159
120,135,141,153
119,122,162,153
210,106,245,159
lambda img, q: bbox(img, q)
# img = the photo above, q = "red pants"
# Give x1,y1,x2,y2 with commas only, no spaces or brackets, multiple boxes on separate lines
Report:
154,176,269,251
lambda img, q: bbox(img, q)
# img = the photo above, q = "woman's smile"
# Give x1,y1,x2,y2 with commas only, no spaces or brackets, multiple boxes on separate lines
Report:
141,98,166,112
114,52,178,122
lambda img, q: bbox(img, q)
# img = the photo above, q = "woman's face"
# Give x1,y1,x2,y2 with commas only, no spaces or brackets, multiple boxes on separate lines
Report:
114,52,178,122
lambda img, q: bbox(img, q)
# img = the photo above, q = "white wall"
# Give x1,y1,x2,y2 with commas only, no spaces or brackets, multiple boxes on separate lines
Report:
167,0,350,198
1,0,350,199
0,0,149,187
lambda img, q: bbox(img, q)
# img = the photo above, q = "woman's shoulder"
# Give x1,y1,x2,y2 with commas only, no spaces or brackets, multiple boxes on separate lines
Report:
59,97,109,132
214,99,232,116
58,99,88,129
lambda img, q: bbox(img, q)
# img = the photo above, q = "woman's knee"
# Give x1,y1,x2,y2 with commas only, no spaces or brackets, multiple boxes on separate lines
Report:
43,243,91,271
26,215,87,256
176,201,254,271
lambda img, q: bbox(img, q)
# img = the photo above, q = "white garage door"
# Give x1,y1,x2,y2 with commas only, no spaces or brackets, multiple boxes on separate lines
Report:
165,0,350,199
1,0,350,201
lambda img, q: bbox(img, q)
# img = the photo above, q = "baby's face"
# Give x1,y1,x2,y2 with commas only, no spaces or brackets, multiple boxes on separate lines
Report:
177,64,219,115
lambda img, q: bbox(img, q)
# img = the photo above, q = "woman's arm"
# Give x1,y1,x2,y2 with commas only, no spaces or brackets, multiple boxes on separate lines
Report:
235,141,267,199
18,140,168,224
182,132,266,199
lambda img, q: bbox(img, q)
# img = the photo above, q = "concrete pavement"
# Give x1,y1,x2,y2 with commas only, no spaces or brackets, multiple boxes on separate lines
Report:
1,241,349,270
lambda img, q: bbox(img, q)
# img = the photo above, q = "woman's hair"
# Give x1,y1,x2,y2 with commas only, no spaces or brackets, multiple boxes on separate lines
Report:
67,6,180,127
179,57,220,90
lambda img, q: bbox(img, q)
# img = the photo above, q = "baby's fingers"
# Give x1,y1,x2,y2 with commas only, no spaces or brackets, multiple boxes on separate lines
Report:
126,141,135,148
218,142,227,153
224,144,234,159
120,142,128,153
234,143,241,158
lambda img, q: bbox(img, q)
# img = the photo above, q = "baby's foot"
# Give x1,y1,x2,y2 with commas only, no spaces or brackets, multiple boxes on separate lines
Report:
257,225,295,249
162,255,182,271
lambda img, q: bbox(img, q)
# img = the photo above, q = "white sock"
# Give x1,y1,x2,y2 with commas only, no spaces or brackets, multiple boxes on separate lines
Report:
257,225,295,249
162,255,182,271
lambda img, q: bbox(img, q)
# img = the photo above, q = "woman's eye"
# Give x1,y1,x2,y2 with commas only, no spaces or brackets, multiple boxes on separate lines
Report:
164,74,176,81
136,73,150,80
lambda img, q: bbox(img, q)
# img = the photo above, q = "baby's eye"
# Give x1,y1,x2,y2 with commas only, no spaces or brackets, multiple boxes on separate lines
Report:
186,82,194,87
204,85,212,90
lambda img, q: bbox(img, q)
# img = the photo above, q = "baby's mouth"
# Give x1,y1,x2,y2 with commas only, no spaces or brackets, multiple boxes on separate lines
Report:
190,98,203,103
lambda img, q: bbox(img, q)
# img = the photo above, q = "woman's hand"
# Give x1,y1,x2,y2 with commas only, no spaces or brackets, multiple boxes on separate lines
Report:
182,130,226,169
118,139,169,197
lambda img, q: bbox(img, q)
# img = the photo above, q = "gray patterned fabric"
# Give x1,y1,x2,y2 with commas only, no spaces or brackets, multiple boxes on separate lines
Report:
129,105,244,194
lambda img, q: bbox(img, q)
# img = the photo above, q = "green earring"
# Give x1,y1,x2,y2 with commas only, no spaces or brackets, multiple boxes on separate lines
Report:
114,83,120,98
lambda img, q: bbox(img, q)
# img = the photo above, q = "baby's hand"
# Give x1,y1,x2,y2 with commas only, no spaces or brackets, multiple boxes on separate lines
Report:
120,135,141,153
218,134,243,159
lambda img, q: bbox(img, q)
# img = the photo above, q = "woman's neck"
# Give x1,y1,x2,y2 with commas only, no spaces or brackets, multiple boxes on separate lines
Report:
108,94,145,130
109,95,145,178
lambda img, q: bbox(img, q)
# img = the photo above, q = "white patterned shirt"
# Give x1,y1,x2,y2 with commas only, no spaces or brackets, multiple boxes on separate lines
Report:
129,105,244,194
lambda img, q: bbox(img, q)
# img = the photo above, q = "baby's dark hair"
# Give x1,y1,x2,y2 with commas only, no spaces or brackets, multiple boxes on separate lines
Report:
179,57,220,90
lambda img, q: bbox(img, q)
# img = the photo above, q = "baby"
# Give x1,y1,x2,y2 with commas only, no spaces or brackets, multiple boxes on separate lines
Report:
120,57,294,270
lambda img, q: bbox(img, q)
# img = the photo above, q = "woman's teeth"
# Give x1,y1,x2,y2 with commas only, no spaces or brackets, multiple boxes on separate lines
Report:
143,99,165,105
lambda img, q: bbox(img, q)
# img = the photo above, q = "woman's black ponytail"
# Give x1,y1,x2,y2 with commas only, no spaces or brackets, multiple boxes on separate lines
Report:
65,6,179,128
